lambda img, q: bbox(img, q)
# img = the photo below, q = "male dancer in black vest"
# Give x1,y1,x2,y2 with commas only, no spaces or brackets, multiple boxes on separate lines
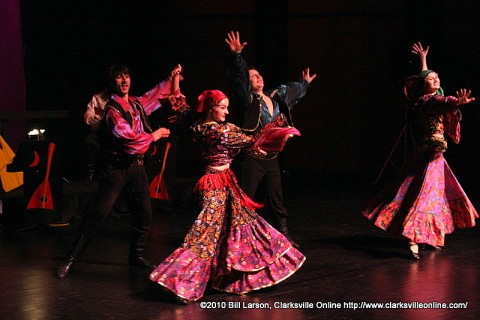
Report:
225,31,316,248
57,64,186,278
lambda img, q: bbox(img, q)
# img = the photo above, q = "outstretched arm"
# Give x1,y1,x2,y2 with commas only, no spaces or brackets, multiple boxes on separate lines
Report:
455,88,476,106
165,64,190,125
140,64,185,114
411,41,429,71
272,67,316,109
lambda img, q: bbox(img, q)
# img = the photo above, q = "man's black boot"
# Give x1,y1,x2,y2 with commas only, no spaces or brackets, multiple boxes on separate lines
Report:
128,254,156,269
280,227,300,249
56,234,90,279
129,230,156,269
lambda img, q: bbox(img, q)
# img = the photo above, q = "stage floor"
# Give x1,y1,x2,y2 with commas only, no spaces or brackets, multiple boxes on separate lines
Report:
1,173,480,320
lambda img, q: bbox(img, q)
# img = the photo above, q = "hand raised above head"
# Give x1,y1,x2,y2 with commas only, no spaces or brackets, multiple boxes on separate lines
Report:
412,41,430,54
169,64,183,95
301,67,317,84
225,31,247,53
411,41,429,57
170,64,183,78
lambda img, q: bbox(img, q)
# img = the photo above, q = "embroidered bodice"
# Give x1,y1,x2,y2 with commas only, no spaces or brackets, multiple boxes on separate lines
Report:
191,121,254,167
414,94,460,152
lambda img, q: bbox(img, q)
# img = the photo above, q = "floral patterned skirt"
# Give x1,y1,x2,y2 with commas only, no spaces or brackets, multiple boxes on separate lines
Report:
362,152,478,247
149,168,305,302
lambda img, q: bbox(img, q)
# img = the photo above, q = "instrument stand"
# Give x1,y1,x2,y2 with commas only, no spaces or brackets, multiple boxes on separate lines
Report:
374,101,416,184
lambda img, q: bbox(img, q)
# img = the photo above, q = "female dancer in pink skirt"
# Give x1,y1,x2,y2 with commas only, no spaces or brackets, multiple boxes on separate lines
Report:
150,89,305,302
362,42,478,260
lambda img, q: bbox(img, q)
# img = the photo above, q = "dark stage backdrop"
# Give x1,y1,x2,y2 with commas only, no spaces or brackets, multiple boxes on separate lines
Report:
0,0,26,151
14,0,480,186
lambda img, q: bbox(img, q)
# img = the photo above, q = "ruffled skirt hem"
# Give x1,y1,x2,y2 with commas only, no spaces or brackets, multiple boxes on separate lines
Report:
149,216,306,302
362,154,478,247
149,248,210,302
212,246,306,294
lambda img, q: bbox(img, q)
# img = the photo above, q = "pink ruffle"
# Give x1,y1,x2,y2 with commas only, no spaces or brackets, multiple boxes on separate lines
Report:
363,154,478,247
212,247,305,294
149,248,210,302
224,216,292,272
250,126,301,153
195,169,263,210
449,197,478,228
401,207,453,247
210,215,306,294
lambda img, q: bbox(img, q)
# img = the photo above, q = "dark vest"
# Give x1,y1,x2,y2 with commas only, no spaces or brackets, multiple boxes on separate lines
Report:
241,92,294,133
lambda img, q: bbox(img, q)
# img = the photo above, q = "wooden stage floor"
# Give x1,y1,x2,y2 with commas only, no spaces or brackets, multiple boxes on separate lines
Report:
1,173,480,320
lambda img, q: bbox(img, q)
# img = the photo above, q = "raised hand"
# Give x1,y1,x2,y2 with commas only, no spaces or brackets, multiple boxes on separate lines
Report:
225,31,247,53
170,64,182,78
456,88,476,106
170,64,183,95
411,41,429,71
301,67,317,84
411,41,429,58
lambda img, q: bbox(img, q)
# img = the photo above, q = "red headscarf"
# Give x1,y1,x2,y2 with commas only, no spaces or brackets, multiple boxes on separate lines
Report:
196,90,228,113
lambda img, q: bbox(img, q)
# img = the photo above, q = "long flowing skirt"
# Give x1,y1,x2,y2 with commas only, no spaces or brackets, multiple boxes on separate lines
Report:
362,152,477,247
149,168,305,302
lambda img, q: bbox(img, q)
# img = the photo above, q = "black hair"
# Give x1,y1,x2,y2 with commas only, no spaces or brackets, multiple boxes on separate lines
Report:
105,64,130,94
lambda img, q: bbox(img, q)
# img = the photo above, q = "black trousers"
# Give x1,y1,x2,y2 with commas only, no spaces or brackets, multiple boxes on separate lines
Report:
80,162,152,255
239,154,288,230
85,132,100,169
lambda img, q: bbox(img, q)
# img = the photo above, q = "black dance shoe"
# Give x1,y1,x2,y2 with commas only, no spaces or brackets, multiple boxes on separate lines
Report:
128,255,156,269
160,286,191,304
56,260,75,279
176,296,191,305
